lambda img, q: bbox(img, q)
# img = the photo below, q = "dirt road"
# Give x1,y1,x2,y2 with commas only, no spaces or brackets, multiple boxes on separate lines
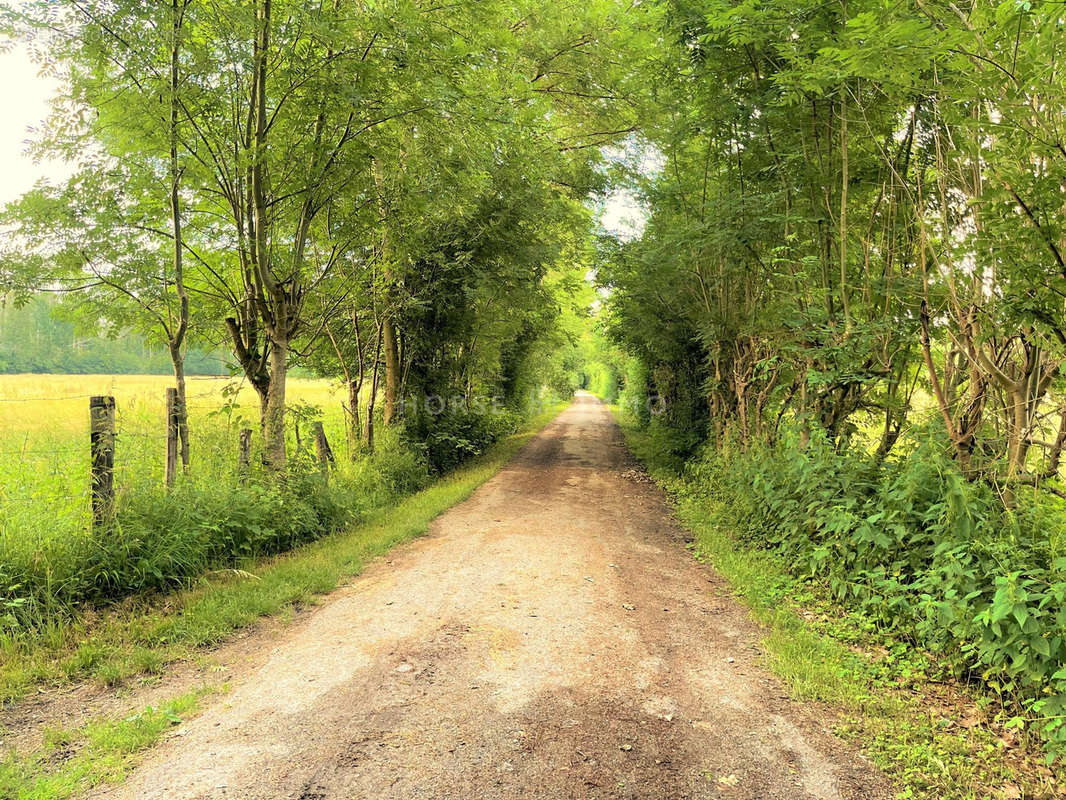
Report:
97,394,890,800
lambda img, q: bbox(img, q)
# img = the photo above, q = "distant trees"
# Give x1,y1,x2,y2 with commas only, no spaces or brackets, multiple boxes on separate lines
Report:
0,296,225,376
0,0,206,467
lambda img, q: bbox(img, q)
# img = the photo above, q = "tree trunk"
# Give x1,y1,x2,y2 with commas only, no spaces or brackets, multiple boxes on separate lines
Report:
324,321,363,457
920,301,980,474
170,344,190,469
249,0,293,475
733,376,750,447
1007,386,1029,479
838,90,850,332
372,157,401,428
348,378,362,457
383,316,400,425
365,322,383,453
168,0,190,471
365,370,378,453
251,380,268,433
263,338,287,471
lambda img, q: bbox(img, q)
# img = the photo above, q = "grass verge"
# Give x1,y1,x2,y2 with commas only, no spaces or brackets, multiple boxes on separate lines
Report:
1,687,219,800
616,412,1063,800
0,403,564,707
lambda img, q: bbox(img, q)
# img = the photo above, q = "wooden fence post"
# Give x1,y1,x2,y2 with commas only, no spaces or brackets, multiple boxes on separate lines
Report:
165,387,178,488
238,428,252,479
313,421,335,479
90,395,116,527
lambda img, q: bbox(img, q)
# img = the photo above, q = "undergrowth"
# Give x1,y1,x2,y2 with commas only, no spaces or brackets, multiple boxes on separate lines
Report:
618,413,1066,800
697,427,1066,756
1,423,429,632
1,392,536,632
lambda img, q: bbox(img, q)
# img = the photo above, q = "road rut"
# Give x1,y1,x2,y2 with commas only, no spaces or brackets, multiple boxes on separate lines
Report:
96,393,891,800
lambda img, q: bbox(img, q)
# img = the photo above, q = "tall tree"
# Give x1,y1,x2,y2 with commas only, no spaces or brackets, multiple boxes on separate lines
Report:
2,0,203,467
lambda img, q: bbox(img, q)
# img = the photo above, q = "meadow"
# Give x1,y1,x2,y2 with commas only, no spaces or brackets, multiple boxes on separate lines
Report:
0,374,349,559
0,373,345,437
0,374,433,632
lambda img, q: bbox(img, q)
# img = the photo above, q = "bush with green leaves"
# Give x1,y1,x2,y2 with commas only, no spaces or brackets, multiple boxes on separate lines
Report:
405,407,524,474
0,417,431,633
674,427,1066,758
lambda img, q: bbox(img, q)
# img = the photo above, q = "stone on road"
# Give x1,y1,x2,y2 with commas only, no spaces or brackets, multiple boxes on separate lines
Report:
99,393,891,800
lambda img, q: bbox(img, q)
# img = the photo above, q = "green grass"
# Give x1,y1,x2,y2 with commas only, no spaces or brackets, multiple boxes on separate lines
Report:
616,411,1061,800
0,403,564,706
0,687,218,800
0,374,420,630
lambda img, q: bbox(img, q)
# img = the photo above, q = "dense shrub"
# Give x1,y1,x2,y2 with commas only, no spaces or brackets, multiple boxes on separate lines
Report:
616,357,650,426
405,406,523,473
671,428,1066,756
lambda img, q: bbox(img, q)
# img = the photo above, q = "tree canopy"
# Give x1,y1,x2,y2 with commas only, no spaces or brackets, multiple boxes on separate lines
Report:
597,0,1066,492
1,0,650,469
5,0,1066,487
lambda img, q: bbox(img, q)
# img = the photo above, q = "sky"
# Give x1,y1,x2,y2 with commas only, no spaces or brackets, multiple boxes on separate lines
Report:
597,190,645,242
0,42,71,207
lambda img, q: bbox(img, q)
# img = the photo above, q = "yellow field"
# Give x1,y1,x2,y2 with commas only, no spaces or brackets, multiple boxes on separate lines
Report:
0,374,346,436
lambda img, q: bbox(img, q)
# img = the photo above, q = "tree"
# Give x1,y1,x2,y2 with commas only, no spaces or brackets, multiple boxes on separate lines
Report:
598,0,1066,500
3,0,649,478
2,0,204,468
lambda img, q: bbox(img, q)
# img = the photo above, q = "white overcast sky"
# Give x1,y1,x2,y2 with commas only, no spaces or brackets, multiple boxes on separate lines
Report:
0,41,72,207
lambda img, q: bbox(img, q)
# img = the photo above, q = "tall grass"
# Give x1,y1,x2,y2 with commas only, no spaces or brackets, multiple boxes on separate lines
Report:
0,375,431,631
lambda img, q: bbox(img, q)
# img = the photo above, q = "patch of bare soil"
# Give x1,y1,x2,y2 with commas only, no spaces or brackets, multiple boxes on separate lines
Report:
62,393,891,799
0,617,293,755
